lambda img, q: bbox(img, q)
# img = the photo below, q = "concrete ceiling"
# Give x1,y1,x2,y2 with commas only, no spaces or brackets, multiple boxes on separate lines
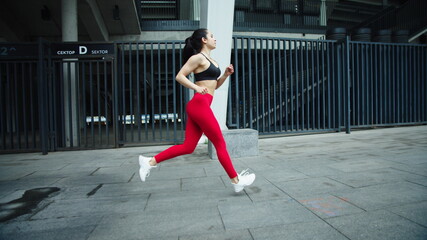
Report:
0,0,141,42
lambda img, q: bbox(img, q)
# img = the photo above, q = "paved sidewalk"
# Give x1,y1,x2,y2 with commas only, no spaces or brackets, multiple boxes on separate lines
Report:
0,126,426,240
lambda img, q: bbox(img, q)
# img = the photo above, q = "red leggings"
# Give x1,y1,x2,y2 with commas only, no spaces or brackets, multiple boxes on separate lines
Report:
154,93,238,179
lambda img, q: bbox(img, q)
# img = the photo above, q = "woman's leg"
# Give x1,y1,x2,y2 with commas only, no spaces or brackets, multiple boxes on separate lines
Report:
153,117,203,163
140,93,254,191
139,116,201,181
187,96,238,179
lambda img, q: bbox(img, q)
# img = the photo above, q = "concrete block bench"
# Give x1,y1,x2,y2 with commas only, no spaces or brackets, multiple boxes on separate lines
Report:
208,129,259,160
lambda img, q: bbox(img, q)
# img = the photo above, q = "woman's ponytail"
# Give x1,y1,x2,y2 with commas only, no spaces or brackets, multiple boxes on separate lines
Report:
182,28,208,64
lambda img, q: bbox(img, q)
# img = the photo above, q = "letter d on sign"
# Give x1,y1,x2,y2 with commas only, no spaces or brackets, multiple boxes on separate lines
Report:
79,46,87,54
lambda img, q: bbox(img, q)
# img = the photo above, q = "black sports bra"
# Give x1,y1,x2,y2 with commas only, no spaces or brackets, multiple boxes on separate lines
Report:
194,53,221,81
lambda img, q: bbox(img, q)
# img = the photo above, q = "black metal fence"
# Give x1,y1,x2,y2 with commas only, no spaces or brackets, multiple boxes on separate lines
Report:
228,36,427,134
0,42,43,153
52,59,116,149
0,40,188,154
1,37,426,154
115,41,187,146
0,59,40,151
348,41,426,127
229,37,341,134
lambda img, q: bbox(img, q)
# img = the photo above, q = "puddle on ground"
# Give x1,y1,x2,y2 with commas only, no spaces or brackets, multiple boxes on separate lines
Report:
0,187,60,222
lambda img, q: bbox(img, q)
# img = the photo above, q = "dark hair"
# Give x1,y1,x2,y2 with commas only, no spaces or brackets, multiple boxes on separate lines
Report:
183,28,208,64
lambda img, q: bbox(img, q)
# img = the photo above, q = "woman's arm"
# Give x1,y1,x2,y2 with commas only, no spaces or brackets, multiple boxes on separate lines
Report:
176,55,208,94
216,64,234,89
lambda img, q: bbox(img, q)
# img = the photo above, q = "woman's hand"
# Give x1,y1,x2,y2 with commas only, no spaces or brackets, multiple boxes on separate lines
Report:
225,64,234,76
196,86,208,94
215,64,234,90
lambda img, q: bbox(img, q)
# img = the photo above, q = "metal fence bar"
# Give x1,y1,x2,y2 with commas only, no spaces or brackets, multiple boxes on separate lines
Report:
289,40,295,131
123,43,128,141
30,62,38,149
143,43,149,141
330,42,335,129
172,42,177,141
136,42,141,141
81,62,87,146
310,40,315,130
242,38,247,129
14,63,21,148
422,46,426,121
329,41,334,130
165,43,169,139
316,41,321,130
339,42,344,130
268,38,272,132
0,64,3,149
104,60,110,145
248,39,254,130
128,43,134,142
345,37,351,133
233,37,239,128
255,39,260,131
277,39,283,132
261,39,266,132
37,39,48,154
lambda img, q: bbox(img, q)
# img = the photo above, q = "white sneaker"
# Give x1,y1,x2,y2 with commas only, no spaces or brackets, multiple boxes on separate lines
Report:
232,169,256,193
138,155,156,182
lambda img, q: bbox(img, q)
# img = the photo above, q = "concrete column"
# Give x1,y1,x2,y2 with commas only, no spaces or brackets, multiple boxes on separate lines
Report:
62,0,78,147
320,0,327,26
191,0,200,21
62,0,78,41
200,0,235,130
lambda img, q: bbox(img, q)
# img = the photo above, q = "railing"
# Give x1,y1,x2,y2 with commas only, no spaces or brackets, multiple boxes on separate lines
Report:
228,35,427,134
0,60,40,151
0,41,48,153
1,37,426,154
53,59,116,149
349,41,427,127
229,36,342,134
115,41,187,145
0,40,189,154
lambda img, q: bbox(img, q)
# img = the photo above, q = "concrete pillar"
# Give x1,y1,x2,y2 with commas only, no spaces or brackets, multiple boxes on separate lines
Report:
62,0,79,147
200,0,235,130
320,0,327,26
191,0,200,21
62,0,78,41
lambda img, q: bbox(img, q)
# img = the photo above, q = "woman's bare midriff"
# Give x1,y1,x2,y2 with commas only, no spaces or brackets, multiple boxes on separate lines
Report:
196,80,217,96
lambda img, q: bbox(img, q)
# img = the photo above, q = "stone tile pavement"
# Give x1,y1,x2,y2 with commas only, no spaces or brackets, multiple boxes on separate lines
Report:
0,126,426,239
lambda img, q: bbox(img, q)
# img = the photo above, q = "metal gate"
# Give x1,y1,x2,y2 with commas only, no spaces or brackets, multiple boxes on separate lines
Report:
115,41,187,146
229,37,347,134
0,40,188,154
0,40,117,154
0,42,45,153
